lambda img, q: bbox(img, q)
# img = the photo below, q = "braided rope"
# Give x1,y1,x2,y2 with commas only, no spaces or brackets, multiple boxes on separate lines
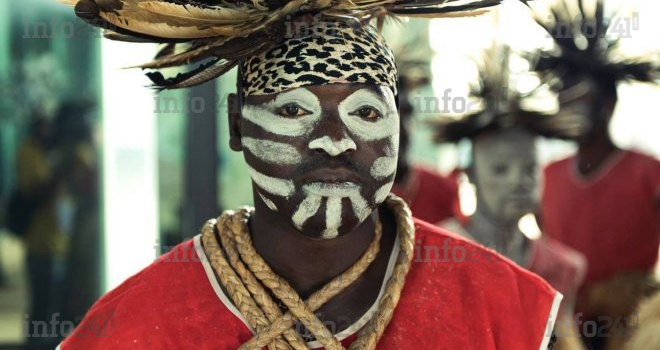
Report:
201,195,415,350
218,216,308,350
201,218,292,350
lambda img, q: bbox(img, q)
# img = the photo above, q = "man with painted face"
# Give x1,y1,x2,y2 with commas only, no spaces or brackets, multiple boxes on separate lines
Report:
432,48,587,313
530,2,660,346
57,1,561,349
432,48,590,350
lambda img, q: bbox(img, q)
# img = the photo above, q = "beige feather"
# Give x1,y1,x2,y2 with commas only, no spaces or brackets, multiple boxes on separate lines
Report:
101,11,245,39
137,1,263,24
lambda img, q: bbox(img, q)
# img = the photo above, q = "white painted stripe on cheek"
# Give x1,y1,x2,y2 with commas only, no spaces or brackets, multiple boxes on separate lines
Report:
258,191,278,211
370,156,397,180
348,192,371,223
292,194,322,230
246,164,295,198
242,137,301,165
374,182,393,204
386,134,399,157
323,196,343,238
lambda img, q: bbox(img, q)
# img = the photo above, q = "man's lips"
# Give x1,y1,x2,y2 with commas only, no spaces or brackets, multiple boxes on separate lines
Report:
301,167,362,183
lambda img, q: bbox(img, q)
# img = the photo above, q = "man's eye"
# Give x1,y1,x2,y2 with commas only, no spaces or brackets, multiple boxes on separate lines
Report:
350,106,381,120
493,164,508,175
277,104,309,117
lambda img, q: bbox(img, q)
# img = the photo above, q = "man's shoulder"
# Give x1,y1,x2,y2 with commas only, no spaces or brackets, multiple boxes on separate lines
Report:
625,149,660,163
624,150,660,178
400,219,560,349
59,238,251,349
544,156,573,177
412,219,558,287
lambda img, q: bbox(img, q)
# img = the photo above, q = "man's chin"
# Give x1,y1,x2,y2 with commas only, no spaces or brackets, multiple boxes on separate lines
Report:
291,216,361,240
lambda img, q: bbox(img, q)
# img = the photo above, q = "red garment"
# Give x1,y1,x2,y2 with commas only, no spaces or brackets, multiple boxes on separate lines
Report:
59,219,560,350
542,150,660,288
526,236,587,301
391,166,459,225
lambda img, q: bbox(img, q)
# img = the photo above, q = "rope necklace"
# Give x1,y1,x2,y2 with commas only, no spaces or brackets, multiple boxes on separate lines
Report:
201,195,415,350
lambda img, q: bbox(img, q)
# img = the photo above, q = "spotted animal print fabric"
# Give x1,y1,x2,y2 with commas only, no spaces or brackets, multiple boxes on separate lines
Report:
240,19,397,97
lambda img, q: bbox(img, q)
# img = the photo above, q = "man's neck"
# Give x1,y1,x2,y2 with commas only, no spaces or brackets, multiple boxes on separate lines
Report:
249,199,385,299
468,209,529,265
576,129,619,177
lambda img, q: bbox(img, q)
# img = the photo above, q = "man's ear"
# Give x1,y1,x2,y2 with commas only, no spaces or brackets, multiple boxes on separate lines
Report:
228,93,243,151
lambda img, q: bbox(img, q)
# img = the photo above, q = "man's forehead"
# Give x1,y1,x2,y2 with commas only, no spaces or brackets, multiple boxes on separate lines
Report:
244,83,393,105
473,129,537,158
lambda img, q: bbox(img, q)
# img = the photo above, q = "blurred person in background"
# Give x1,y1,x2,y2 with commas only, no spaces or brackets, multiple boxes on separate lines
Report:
16,109,71,346
53,100,101,327
433,46,588,350
391,60,459,226
529,1,660,349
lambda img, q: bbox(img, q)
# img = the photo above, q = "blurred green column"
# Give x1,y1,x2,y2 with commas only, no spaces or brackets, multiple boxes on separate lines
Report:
182,81,219,239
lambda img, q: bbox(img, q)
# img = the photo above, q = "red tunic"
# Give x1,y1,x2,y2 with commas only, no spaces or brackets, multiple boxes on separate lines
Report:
391,166,459,225
526,236,587,303
542,150,660,290
58,219,560,350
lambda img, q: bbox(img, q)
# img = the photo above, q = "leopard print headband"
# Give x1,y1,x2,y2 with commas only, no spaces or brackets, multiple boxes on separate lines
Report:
240,19,398,97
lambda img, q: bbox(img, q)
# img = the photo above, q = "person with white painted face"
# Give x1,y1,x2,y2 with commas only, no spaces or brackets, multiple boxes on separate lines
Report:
57,1,562,349
433,46,589,350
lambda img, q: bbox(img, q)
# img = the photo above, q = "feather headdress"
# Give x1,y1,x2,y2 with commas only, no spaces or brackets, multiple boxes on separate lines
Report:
432,45,590,143
528,0,659,92
57,0,509,91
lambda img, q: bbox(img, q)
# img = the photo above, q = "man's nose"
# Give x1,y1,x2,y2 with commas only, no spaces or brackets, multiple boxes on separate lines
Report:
308,116,357,157
514,167,535,190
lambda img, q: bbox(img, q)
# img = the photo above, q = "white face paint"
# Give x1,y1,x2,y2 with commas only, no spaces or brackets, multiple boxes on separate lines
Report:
241,88,322,137
472,128,539,223
246,164,295,198
242,86,399,239
337,87,399,141
242,137,301,165
373,183,392,204
296,182,371,238
258,191,278,211
308,136,357,156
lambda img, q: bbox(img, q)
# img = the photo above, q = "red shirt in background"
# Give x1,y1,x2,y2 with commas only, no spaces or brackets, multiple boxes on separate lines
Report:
541,150,660,288
391,166,459,225
526,236,587,304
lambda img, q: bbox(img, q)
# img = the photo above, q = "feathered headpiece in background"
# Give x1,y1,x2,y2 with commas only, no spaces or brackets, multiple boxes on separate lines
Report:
56,0,509,91
431,44,590,143
528,0,659,91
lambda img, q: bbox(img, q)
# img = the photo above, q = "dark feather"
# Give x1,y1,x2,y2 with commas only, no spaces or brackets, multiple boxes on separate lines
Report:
529,0,658,91
390,0,501,15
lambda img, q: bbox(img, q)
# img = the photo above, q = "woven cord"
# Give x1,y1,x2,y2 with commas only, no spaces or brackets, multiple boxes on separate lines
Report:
200,195,415,350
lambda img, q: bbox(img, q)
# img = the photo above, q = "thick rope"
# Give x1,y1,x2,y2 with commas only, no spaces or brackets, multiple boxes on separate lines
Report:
201,195,415,350
218,215,308,350
201,220,293,350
